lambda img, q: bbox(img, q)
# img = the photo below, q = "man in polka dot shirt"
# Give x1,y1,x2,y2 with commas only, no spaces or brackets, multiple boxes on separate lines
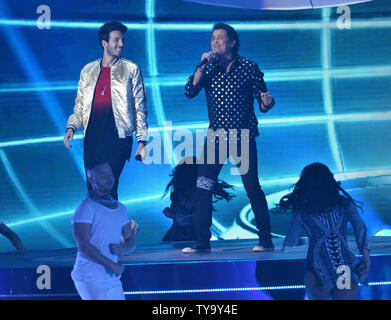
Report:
183,23,275,254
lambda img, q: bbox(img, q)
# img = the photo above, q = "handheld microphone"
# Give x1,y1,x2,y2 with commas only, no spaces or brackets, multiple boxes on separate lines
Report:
196,51,218,69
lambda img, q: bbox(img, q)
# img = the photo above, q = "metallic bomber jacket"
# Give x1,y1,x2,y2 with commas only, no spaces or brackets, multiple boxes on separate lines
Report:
66,58,148,141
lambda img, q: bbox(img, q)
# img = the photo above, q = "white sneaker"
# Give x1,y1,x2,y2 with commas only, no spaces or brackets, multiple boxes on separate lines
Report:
182,244,211,254
253,245,274,252
182,247,197,254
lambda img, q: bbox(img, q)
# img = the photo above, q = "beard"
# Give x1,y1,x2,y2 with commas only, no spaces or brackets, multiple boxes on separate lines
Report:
107,46,122,59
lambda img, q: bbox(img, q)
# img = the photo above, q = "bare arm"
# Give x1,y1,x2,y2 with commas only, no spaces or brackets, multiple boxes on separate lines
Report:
72,223,124,276
347,202,369,254
347,202,370,273
110,220,140,256
121,221,139,254
0,223,26,251
281,212,302,251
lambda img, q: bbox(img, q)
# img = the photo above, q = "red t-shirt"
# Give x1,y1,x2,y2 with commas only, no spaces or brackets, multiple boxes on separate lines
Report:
91,66,112,110
84,66,118,155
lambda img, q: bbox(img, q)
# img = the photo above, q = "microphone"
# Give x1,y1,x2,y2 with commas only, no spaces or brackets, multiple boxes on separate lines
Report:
196,51,218,69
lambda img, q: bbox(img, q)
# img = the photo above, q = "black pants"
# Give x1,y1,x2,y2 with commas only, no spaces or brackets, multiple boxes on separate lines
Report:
83,136,133,200
194,137,272,245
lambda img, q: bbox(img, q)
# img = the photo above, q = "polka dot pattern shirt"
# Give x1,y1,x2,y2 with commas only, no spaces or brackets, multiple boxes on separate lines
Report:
185,56,272,139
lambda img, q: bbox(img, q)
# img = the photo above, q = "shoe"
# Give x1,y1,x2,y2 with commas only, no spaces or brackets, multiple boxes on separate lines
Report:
253,240,274,252
182,243,211,254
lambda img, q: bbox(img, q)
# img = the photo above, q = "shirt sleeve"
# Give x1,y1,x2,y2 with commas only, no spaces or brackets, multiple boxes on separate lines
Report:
120,204,130,226
252,63,275,112
282,212,302,250
71,201,94,224
252,64,267,96
347,201,369,254
66,66,87,132
184,73,205,98
131,66,148,142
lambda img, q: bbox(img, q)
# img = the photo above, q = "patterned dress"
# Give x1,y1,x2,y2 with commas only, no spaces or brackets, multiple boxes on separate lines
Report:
283,199,369,291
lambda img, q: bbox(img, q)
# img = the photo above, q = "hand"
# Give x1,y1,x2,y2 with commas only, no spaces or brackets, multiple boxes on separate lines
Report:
163,207,174,218
201,51,217,65
362,248,371,274
129,220,140,236
135,143,147,161
64,128,74,149
109,262,125,276
109,243,123,256
296,237,305,246
261,92,273,109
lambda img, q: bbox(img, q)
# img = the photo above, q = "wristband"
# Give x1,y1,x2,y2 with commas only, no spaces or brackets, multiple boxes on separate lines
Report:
138,140,147,146
198,66,206,73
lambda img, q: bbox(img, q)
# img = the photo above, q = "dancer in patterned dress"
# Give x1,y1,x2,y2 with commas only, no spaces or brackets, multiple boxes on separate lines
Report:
276,163,370,300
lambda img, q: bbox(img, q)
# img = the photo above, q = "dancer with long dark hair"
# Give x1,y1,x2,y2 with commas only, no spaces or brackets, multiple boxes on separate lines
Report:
162,157,235,242
276,162,370,300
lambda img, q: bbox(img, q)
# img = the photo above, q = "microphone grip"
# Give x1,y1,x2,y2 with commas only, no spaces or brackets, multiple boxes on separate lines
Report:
196,58,208,69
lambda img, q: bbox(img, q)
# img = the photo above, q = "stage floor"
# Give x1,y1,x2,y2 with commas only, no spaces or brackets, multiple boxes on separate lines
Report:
1,236,390,300
1,236,390,268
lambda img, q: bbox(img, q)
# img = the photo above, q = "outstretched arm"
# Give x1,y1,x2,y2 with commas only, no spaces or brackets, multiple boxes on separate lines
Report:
281,212,302,251
0,223,26,251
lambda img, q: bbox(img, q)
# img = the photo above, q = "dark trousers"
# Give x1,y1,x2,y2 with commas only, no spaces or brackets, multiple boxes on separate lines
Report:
83,137,133,200
194,137,272,245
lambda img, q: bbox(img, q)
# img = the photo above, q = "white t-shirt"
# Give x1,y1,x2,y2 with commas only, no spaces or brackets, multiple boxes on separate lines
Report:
71,197,130,282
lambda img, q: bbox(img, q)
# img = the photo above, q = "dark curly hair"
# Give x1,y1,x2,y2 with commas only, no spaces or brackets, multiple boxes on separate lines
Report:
163,156,235,204
98,21,127,47
275,162,362,215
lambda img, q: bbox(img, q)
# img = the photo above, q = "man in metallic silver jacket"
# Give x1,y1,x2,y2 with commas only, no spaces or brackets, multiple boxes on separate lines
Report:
64,21,148,200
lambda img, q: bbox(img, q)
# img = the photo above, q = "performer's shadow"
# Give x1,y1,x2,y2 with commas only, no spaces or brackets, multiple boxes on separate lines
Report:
255,239,307,300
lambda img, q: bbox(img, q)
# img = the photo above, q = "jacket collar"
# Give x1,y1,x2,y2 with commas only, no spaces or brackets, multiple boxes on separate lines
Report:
97,57,122,69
